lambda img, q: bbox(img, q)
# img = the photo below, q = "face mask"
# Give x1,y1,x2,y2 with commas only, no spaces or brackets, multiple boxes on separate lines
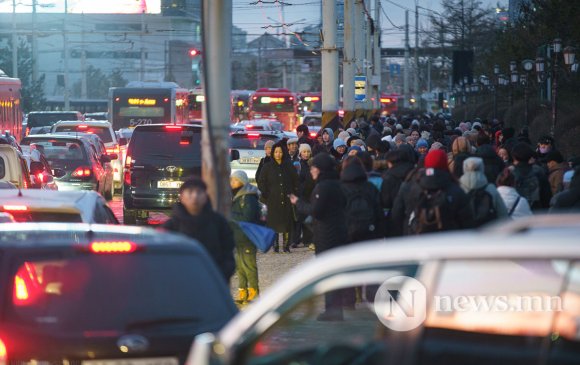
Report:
539,146,550,154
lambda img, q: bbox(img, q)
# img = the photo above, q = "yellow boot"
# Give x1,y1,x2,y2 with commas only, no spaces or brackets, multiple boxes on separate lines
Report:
247,288,259,302
235,288,247,304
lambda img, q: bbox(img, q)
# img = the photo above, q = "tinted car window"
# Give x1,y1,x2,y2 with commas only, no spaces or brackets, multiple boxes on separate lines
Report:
55,126,113,143
27,113,81,128
8,254,233,332
230,134,280,150
130,127,201,160
7,211,82,223
0,157,4,179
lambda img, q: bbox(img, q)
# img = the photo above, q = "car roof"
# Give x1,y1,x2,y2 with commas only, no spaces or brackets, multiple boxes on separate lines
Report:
28,111,81,115
219,214,580,346
0,223,204,252
132,123,202,130
53,120,112,127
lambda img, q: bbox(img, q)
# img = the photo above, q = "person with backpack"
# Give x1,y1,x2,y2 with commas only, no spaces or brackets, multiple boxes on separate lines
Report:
511,142,552,211
340,156,384,243
392,149,474,236
459,157,508,227
496,168,532,219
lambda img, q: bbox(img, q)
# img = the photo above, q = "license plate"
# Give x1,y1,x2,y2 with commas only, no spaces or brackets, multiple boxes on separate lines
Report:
157,180,183,189
239,157,261,164
82,357,178,365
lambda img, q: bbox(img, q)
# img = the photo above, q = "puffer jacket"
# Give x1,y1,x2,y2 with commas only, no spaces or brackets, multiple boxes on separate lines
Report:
231,184,261,248
497,186,533,219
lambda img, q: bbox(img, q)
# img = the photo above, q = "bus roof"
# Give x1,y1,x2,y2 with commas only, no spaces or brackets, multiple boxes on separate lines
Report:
254,88,293,93
126,81,182,88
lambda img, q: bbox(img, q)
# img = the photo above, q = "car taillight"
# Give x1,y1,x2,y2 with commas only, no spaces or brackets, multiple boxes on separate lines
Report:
106,146,120,154
72,167,92,178
165,125,182,130
0,337,6,365
310,132,317,138
37,172,45,183
3,205,27,211
247,133,260,138
78,125,88,129
90,241,137,254
13,262,40,306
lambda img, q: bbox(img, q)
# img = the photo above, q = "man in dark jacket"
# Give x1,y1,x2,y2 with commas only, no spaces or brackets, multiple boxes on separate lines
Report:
163,178,235,282
475,133,504,184
296,124,314,147
511,142,552,211
290,153,347,320
550,167,580,212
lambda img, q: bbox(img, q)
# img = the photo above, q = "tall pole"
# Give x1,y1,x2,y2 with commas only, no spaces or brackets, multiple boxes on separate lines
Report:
201,0,232,215
414,4,419,109
32,0,38,83
354,0,365,119
81,13,87,99
342,0,355,127
63,0,70,110
551,57,558,137
321,0,339,130
364,0,372,117
140,10,145,81
373,0,381,112
404,10,410,108
11,0,17,78
524,79,529,126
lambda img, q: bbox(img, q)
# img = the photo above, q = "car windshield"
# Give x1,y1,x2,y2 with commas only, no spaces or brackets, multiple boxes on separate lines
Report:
54,126,113,143
21,139,87,163
7,254,233,332
130,127,201,160
230,134,279,149
27,114,80,128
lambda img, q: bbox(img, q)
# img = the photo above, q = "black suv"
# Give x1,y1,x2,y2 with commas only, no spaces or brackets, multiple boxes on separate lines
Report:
0,223,237,365
123,124,202,225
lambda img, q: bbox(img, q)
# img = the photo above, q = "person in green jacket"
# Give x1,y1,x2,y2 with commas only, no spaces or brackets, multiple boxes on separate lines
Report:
230,170,261,303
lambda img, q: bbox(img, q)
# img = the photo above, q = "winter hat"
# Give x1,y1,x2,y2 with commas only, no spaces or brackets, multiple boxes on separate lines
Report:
424,149,448,171
346,128,358,136
383,127,392,136
394,134,407,144
429,141,444,152
472,121,482,131
310,152,337,172
333,138,347,150
511,142,535,163
411,119,420,127
299,143,311,154
338,131,351,142
286,137,299,145
347,146,362,154
395,124,404,131
264,140,275,149
351,138,366,148
417,138,429,149
460,157,488,192
231,170,249,186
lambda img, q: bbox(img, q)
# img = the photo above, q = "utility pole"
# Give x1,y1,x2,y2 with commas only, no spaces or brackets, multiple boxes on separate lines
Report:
342,0,355,127
11,0,17,78
81,13,87,99
372,0,381,112
414,3,419,109
321,0,339,130
63,0,70,110
201,0,232,216
354,0,365,119
140,10,145,81
364,0,372,117
404,10,410,108
32,0,38,83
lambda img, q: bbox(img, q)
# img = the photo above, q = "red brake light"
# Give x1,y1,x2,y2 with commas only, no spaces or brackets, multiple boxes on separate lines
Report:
245,125,254,129
115,97,120,102
165,125,182,130
37,173,44,183
163,98,170,103
311,96,320,102
13,262,40,306
90,241,137,254
310,132,317,138
3,205,27,211
0,337,6,365
380,98,392,103
72,167,92,178
106,146,120,154
78,125,88,129
247,133,260,138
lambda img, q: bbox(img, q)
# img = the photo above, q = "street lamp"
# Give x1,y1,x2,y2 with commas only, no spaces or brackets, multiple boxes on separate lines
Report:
509,69,519,106
493,65,500,119
521,59,534,126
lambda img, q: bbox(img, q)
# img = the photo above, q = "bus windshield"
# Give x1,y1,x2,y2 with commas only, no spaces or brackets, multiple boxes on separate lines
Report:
251,96,295,113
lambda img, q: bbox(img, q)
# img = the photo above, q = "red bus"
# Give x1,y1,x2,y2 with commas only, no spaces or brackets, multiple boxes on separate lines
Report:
0,74,22,139
298,92,322,113
248,88,298,131
379,93,399,115
188,88,204,122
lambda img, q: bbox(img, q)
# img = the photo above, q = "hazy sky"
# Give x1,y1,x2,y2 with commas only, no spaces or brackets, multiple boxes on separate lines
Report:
233,0,506,47
0,0,160,13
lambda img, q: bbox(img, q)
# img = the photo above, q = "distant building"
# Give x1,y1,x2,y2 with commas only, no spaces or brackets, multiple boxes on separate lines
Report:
232,25,248,50
247,33,286,50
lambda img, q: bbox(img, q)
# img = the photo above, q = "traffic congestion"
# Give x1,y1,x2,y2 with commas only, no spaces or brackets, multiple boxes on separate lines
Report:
0,0,579,364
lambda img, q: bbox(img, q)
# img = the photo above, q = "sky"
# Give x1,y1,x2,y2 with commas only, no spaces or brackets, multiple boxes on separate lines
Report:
233,0,506,47
0,0,160,13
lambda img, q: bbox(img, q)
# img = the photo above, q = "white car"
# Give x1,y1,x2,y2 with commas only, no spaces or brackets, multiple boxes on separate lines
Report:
229,130,285,182
187,214,580,365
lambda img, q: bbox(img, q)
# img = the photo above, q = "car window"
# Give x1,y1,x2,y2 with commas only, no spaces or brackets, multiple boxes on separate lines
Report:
23,140,87,162
54,125,113,143
7,211,83,223
242,265,419,365
549,261,580,364
0,157,5,179
7,254,234,332
27,113,80,128
130,127,201,160
418,259,568,365
230,135,280,150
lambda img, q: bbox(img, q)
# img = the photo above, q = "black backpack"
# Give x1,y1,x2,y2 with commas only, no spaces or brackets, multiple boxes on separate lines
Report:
513,168,540,207
409,188,449,234
467,185,498,227
345,189,376,238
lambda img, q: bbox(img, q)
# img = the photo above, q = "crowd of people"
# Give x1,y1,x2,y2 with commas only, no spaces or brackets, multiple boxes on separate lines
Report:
163,112,580,308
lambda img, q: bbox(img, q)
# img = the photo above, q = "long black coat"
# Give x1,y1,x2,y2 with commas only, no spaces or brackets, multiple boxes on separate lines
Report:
163,203,235,282
257,159,299,233
476,144,505,184
296,171,347,253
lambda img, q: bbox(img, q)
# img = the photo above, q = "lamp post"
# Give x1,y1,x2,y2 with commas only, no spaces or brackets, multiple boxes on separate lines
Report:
550,38,562,137
521,59,534,126
493,64,500,120
509,69,519,106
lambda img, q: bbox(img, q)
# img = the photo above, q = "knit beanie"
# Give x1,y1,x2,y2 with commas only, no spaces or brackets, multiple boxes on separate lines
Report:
299,143,311,154
424,149,448,171
333,138,347,150
231,170,249,186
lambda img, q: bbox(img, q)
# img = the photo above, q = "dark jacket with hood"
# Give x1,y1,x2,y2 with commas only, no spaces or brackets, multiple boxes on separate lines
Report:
163,202,235,281
512,162,552,210
550,169,580,211
391,169,474,236
341,160,384,242
476,144,505,184
312,128,334,156
296,158,347,253
231,184,261,248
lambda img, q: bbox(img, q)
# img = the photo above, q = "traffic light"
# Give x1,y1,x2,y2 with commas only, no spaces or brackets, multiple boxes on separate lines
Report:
189,48,201,57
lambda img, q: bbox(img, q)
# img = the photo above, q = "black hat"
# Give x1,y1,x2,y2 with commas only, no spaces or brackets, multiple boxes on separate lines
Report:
310,152,337,172
511,142,535,163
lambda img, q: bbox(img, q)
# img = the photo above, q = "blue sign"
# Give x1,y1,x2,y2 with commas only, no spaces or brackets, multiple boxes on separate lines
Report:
355,75,366,101
389,64,401,77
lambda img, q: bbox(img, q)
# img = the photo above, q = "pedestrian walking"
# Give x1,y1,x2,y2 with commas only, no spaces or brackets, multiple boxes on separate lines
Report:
510,142,552,211
550,167,580,212
496,168,533,219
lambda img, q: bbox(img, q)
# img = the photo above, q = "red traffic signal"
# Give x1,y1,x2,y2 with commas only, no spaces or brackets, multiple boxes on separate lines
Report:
189,48,201,57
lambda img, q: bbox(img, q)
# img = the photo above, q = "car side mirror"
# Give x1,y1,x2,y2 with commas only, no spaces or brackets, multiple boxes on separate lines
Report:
107,153,118,160
30,161,45,175
118,138,128,146
52,168,66,178
230,149,240,161
100,155,112,164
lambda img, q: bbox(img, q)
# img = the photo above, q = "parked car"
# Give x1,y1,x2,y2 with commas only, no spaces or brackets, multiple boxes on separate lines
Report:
24,111,83,137
20,135,112,198
0,145,33,189
0,190,118,223
123,124,202,225
187,214,580,365
0,223,237,365
229,130,285,182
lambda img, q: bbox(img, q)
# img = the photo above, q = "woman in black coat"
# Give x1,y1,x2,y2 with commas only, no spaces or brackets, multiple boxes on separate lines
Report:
257,141,299,252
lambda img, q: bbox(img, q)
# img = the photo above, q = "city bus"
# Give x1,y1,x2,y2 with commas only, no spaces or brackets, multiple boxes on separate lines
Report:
188,88,204,122
379,93,399,115
298,92,321,113
0,73,23,139
248,88,298,131
231,90,253,123
109,81,189,130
